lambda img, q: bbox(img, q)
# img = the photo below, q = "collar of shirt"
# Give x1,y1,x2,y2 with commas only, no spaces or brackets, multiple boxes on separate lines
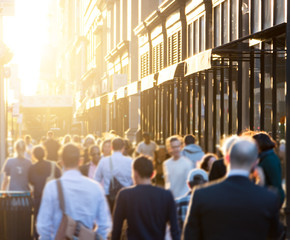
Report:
112,151,123,157
227,169,249,178
62,169,82,179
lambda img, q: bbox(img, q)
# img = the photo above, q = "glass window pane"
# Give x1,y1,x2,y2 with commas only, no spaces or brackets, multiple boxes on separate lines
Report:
214,6,221,47
264,42,272,133
263,0,272,29
254,45,261,131
222,1,229,44
232,62,238,134
194,20,199,54
252,0,261,33
216,69,221,147
231,0,238,40
200,16,205,52
223,64,229,136
188,23,193,58
275,0,285,25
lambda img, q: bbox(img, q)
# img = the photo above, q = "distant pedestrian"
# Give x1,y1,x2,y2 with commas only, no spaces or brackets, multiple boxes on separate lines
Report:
135,132,158,160
95,137,133,210
82,134,95,164
112,156,180,240
1,139,32,191
79,144,101,178
24,134,33,161
163,136,193,198
199,153,218,173
253,132,285,207
183,137,283,240
101,138,112,157
43,131,61,161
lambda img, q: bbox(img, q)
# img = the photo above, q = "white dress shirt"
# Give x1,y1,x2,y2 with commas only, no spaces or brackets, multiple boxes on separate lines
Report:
94,151,133,195
37,169,112,240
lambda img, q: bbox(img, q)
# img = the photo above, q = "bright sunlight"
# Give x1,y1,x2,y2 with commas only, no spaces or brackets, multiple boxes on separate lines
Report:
3,0,50,96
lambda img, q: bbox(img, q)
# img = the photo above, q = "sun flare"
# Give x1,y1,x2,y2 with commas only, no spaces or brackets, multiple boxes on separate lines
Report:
3,0,50,96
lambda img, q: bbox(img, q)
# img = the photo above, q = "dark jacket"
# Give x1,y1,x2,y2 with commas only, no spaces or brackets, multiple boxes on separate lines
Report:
259,149,285,207
183,176,283,240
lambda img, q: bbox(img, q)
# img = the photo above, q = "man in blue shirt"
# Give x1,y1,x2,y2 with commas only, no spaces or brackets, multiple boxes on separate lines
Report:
112,156,180,240
37,143,112,239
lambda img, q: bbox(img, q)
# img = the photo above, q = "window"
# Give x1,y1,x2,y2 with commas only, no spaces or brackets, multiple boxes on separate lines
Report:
200,16,205,51
168,30,182,65
262,0,272,29
141,52,149,78
152,43,164,73
194,20,199,54
275,0,285,25
251,0,261,33
214,5,221,47
188,23,193,58
222,1,229,44
231,0,238,40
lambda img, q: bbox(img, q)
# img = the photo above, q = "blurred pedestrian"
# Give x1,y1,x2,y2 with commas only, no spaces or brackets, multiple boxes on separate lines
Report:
79,144,101,178
43,131,61,161
135,132,158,160
199,153,218,173
24,134,33,161
101,139,112,157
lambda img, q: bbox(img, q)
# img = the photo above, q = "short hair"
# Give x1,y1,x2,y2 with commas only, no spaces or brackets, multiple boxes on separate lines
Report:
112,137,124,151
25,135,31,142
133,156,154,178
200,153,218,172
32,145,45,161
47,131,54,137
229,138,258,168
14,139,26,153
187,169,208,188
165,135,182,150
89,145,100,156
184,134,196,145
253,132,276,152
142,132,150,138
83,134,95,148
61,143,80,168
101,139,111,152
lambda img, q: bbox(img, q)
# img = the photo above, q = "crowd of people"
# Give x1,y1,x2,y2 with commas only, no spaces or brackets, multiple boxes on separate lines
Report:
0,129,286,239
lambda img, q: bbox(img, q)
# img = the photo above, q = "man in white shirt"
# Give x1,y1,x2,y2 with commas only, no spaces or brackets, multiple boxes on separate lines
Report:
94,137,133,210
37,143,112,240
136,132,158,160
163,136,193,198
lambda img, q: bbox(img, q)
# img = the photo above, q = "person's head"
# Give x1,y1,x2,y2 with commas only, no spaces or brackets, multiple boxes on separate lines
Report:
187,169,208,189
62,134,71,145
47,131,54,139
221,135,239,165
132,156,154,184
123,138,133,156
32,145,45,161
112,137,125,152
101,139,112,156
60,143,80,169
14,139,26,158
89,145,101,165
83,134,95,148
166,135,182,159
252,132,276,153
184,134,196,146
72,135,81,143
142,132,150,143
229,137,258,172
200,153,218,172
24,135,32,145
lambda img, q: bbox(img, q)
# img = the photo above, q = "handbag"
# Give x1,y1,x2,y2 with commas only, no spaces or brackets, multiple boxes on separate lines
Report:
108,157,124,203
55,179,103,240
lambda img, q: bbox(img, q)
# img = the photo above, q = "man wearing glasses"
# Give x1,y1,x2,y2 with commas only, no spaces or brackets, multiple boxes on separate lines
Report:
80,145,101,179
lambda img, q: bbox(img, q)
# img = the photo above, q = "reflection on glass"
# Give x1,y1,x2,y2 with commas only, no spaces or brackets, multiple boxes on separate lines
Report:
254,45,261,131
188,23,193,58
214,6,221,47
275,0,285,25
232,62,238,134
263,0,271,29
194,20,199,54
231,0,238,40
223,63,229,136
252,0,261,33
200,16,205,52
216,68,221,147
264,42,272,134
222,1,229,44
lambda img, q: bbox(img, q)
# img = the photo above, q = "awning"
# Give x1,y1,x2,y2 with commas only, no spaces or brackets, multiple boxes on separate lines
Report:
157,62,184,85
141,73,157,92
127,81,139,96
116,86,125,100
184,49,212,77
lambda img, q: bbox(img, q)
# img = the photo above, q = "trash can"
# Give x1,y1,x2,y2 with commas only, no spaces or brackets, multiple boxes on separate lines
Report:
0,191,34,240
